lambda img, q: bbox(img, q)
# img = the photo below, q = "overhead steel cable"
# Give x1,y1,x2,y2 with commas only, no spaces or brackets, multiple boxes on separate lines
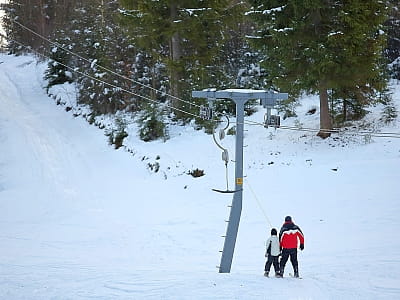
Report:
11,19,204,110
244,178,272,228
1,33,204,120
10,19,234,125
3,22,400,139
244,119,400,138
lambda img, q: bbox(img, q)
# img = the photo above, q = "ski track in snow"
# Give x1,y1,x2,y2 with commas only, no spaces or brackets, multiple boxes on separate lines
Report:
1,54,400,299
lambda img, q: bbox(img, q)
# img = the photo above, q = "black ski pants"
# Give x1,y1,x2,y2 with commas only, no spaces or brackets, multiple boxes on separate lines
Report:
280,248,298,275
264,255,280,274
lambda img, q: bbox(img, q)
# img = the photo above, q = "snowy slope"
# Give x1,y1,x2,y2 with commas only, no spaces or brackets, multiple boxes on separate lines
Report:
1,54,400,299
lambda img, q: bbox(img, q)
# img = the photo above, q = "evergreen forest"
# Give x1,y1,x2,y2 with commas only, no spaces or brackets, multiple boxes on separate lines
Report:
1,0,399,141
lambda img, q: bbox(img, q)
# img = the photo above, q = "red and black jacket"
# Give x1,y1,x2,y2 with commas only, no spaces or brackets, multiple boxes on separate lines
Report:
279,221,304,249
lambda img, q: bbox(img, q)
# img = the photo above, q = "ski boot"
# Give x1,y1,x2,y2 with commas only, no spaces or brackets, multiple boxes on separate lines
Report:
294,269,299,278
264,271,269,277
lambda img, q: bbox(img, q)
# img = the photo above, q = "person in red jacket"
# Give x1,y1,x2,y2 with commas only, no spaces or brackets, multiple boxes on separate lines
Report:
279,216,304,278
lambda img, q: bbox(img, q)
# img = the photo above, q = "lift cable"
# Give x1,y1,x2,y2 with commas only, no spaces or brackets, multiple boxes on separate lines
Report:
244,119,400,139
1,33,204,120
11,19,204,110
3,24,400,139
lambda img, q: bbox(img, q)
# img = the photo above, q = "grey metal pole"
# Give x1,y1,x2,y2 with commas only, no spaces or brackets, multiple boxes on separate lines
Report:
219,99,246,273
191,89,288,273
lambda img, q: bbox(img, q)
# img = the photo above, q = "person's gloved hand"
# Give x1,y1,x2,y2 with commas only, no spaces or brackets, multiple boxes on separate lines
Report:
300,244,304,251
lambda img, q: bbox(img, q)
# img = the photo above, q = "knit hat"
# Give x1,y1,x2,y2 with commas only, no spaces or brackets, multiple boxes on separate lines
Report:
285,216,292,222
271,228,277,235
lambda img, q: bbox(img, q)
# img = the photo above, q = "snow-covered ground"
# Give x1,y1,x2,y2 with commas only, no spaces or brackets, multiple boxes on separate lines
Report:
1,54,400,299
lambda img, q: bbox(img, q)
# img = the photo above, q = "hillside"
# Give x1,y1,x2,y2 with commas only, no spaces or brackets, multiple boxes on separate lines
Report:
1,54,400,299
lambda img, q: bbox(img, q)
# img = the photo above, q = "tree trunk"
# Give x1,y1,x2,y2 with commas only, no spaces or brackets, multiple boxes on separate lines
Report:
317,83,332,139
169,3,182,111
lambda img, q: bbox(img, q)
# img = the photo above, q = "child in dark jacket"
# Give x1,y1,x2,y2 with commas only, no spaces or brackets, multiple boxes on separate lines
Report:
264,228,281,277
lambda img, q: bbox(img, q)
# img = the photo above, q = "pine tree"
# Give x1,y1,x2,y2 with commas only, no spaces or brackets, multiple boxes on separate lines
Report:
386,1,400,79
248,0,389,137
1,0,71,54
44,45,73,90
138,103,167,142
47,0,138,115
119,0,245,121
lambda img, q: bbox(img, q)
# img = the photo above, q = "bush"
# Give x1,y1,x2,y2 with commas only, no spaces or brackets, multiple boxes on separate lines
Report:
138,105,168,142
44,47,73,90
107,117,129,149
188,168,205,178
381,104,398,124
114,130,128,149
227,126,236,135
